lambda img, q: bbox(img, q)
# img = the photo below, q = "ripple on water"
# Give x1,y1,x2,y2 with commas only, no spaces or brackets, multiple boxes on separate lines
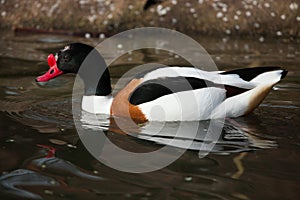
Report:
3,99,74,133
79,112,278,154
0,86,279,153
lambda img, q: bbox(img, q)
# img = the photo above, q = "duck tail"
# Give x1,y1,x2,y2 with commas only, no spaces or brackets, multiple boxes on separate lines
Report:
219,66,288,116
221,66,288,85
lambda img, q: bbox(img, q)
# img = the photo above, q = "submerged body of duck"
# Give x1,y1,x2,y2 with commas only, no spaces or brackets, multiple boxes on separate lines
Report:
36,43,287,123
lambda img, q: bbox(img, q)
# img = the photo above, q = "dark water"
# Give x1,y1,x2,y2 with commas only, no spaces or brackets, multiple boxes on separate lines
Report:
0,30,299,199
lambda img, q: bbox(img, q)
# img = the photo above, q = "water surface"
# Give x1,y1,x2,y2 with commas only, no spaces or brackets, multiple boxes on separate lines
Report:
0,30,299,199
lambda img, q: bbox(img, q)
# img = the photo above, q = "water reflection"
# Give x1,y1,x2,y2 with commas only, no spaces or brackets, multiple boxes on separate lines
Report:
0,169,59,199
80,112,277,155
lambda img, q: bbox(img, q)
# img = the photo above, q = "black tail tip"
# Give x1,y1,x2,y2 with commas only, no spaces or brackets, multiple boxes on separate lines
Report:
281,69,288,79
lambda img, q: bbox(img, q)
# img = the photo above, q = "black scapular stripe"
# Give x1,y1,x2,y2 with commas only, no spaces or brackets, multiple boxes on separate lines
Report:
221,66,282,81
224,85,248,98
129,77,216,105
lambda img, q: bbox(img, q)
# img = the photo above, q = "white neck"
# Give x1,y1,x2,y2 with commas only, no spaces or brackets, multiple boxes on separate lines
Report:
82,95,113,115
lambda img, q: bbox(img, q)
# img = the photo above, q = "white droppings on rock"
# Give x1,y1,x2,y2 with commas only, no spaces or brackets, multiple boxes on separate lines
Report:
216,12,223,18
259,36,264,43
190,8,195,13
245,11,251,17
85,33,91,38
109,4,115,11
107,13,113,19
117,44,123,49
270,12,276,17
222,37,228,43
79,0,88,5
185,2,191,7
297,16,300,21
276,31,282,36
222,17,228,22
172,18,177,24
280,14,286,20
264,2,270,8
235,25,240,30
99,33,105,39
87,15,97,23
234,15,239,20
157,5,169,16
225,29,231,35
171,0,177,5
212,3,217,10
236,10,242,15
128,4,133,10
218,2,227,8
98,10,104,15
254,22,260,28
157,5,163,13
289,2,298,10
150,8,155,13
1,11,6,17
104,0,110,6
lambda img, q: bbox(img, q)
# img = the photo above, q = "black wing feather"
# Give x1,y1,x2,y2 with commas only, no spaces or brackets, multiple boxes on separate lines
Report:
221,66,282,81
129,77,215,105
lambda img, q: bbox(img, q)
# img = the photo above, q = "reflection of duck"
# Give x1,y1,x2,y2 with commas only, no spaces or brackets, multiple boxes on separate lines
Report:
79,112,278,154
36,43,287,123
0,144,103,199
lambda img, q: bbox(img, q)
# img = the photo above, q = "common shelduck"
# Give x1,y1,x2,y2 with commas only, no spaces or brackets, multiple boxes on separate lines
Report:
36,43,287,123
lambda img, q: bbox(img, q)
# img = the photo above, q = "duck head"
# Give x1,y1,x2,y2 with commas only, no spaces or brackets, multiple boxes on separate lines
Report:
36,43,94,82
36,43,111,96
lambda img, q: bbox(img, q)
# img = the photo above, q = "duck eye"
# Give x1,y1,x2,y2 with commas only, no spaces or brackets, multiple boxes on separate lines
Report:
63,54,71,62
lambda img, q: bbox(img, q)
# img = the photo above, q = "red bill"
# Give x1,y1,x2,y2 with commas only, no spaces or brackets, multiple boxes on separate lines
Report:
36,54,63,82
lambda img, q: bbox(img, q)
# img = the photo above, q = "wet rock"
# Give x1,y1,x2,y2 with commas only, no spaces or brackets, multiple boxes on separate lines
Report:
0,0,299,40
